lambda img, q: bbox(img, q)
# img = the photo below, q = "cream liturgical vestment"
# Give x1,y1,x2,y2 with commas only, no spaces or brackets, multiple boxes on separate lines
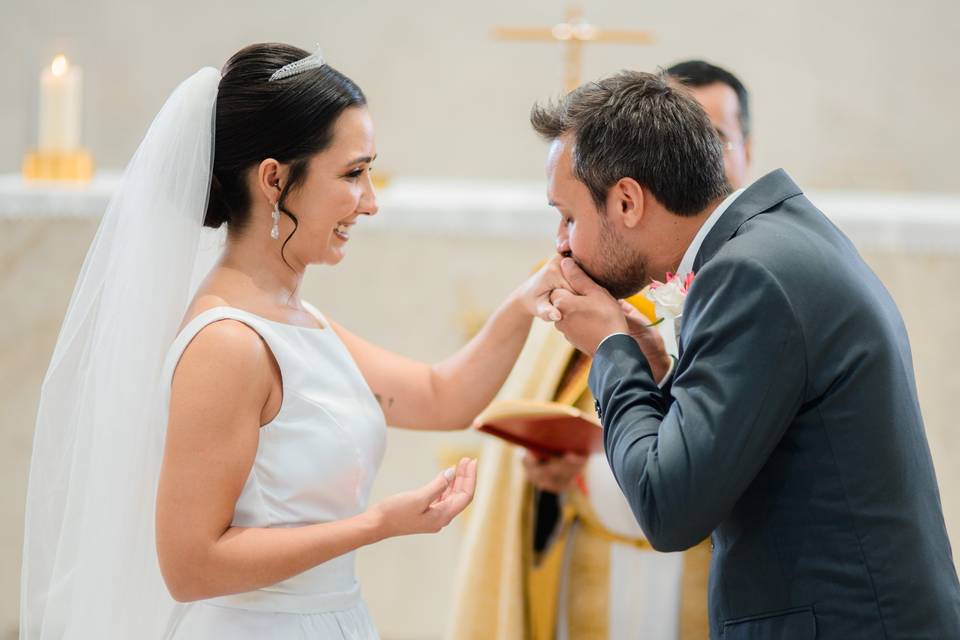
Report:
448,296,710,640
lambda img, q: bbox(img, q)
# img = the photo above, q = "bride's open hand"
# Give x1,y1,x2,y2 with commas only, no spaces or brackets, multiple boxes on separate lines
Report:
516,254,575,322
367,457,477,539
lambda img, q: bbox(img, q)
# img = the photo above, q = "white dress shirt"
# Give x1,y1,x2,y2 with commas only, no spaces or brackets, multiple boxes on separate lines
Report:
675,188,745,279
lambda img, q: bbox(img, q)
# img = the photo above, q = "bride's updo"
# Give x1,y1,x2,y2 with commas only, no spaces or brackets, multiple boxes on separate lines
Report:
204,43,367,230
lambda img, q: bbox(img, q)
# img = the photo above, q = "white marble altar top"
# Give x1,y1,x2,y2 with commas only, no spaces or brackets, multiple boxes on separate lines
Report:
2,172,958,252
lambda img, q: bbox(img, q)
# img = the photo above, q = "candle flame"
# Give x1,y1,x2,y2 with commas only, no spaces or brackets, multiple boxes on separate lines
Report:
51,55,69,77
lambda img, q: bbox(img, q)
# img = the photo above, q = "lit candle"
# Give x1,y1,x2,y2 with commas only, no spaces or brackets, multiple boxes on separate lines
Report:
38,54,82,152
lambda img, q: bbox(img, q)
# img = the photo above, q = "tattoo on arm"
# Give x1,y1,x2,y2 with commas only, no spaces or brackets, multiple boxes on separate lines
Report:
374,393,395,409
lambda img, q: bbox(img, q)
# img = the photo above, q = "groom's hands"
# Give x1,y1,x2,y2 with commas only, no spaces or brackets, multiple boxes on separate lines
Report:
549,258,628,356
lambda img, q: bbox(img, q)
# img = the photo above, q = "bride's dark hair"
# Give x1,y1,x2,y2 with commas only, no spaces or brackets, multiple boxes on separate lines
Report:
204,43,367,251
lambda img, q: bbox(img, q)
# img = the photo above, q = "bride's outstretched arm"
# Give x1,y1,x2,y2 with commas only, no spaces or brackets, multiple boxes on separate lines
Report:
157,321,476,602
331,255,570,430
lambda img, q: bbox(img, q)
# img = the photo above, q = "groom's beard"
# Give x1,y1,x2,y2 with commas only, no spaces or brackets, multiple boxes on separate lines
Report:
577,222,648,300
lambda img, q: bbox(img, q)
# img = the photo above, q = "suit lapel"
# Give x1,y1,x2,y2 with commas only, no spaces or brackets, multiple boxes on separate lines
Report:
692,169,804,272
679,169,804,362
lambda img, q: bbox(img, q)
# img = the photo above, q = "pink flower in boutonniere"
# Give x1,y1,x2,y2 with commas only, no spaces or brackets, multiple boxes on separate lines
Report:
646,272,695,317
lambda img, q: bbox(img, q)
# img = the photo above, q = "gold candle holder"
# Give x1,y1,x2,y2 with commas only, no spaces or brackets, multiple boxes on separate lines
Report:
22,149,94,182
23,54,94,183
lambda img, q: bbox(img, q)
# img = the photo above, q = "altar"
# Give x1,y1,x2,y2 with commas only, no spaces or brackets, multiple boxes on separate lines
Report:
1,173,958,639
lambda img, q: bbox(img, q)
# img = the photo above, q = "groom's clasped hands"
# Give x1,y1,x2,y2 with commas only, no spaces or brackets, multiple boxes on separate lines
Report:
526,256,672,383
548,258,627,355
521,254,614,336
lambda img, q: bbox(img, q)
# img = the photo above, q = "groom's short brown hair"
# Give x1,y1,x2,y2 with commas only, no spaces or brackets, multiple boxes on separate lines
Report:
531,70,729,216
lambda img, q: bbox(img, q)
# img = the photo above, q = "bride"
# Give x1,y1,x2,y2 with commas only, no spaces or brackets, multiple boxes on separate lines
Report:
20,43,570,639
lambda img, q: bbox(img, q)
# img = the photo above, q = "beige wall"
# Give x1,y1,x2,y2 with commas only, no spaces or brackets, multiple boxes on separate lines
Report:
2,0,959,193
2,215,959,638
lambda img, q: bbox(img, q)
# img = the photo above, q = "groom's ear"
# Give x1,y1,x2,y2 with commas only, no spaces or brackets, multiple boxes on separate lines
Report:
610,177,645,229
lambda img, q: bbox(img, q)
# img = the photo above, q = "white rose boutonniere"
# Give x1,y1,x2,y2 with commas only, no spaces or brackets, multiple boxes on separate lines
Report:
645,272,694,318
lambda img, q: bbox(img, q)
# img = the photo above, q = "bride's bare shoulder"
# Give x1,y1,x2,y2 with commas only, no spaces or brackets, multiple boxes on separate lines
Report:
173,284,270,380
171,317,273,402
168,319,275,437
181,292,232,323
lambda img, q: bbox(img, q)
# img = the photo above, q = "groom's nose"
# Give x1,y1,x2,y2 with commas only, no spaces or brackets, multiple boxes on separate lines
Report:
556,222,570,252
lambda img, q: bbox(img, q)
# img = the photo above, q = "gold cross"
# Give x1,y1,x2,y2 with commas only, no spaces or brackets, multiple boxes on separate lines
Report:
493,6,656,93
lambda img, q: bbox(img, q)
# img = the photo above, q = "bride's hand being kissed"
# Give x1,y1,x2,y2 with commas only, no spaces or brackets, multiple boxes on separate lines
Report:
513,254,576,323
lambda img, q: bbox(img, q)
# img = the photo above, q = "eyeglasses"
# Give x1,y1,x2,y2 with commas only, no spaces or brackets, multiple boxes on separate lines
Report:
715,129,742,152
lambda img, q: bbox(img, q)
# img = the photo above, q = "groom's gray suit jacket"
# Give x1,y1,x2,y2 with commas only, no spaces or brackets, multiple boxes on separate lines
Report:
589,169,960,639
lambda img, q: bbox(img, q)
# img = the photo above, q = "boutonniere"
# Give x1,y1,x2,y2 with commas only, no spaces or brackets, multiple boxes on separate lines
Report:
645,272,694,318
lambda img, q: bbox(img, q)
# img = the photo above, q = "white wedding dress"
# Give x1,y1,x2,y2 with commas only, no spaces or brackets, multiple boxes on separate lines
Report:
161,302,386,639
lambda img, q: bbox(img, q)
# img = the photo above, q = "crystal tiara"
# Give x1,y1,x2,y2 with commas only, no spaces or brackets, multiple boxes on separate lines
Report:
269,47,325,82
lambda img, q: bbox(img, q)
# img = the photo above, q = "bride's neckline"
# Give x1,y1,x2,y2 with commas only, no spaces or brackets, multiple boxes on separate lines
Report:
188,304,328,333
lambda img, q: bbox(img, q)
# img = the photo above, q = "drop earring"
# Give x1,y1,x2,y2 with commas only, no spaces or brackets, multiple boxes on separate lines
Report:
270,201,280,240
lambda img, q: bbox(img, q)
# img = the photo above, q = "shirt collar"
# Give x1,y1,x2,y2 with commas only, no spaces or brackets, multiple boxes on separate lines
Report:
676,188,745,277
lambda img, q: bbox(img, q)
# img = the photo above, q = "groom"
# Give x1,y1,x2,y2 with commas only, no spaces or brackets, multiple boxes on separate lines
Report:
535,70,960,638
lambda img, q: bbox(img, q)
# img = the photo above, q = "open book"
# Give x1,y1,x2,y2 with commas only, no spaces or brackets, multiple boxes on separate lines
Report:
473,398,602,458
